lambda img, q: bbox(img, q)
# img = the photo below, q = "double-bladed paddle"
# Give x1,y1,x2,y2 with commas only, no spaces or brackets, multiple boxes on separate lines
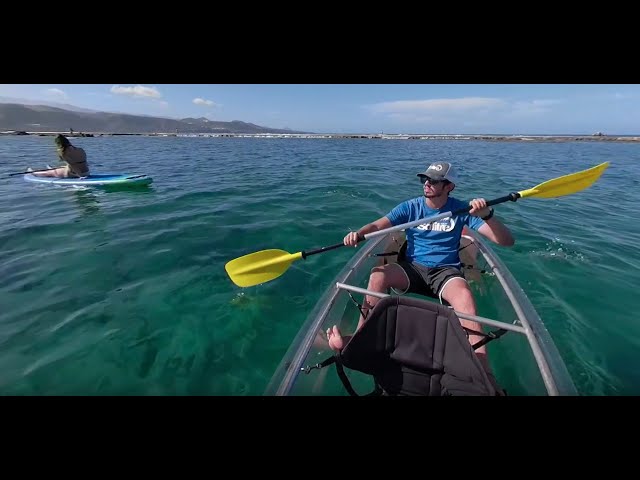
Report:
225,162,610,288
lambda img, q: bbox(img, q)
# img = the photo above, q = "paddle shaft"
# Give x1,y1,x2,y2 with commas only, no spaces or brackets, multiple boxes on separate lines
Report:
300,192,521,259
8,167,59,176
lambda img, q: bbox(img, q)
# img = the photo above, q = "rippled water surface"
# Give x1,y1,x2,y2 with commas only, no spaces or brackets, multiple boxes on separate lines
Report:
1,135,638,395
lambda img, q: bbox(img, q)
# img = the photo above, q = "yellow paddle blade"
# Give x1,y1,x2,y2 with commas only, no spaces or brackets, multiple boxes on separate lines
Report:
518,161,609,199
225,249,304,287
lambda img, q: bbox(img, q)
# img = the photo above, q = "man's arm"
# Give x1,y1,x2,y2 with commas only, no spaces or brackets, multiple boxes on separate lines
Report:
469,198,515,247
357,216,393,238
344,216,393,246
477,216,514,246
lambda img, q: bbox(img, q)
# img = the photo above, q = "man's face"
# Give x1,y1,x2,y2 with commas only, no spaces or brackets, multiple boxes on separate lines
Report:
420,176,451,198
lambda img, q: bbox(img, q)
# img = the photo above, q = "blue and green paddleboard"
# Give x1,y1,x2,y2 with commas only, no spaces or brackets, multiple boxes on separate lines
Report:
24,173,153,187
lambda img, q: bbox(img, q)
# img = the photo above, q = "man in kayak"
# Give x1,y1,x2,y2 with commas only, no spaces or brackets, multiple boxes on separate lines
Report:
326,161,514,376
29,134,90,178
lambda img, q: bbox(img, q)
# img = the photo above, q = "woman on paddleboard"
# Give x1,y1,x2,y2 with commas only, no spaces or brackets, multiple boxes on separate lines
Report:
29,134,90,178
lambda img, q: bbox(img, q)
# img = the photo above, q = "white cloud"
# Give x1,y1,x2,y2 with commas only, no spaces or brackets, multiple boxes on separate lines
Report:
368,97,506,114
510,99,562,115
365,97,507,127
193,97,217,106
387,113,436,123
612,92,637,100
111,85,162,99
366,97,562,127
45,88,68,99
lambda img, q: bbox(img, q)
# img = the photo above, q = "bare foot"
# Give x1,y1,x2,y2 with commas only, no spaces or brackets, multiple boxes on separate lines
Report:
326,325,345,352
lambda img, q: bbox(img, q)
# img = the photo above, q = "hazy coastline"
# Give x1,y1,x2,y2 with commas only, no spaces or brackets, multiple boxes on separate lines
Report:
2,131,640,143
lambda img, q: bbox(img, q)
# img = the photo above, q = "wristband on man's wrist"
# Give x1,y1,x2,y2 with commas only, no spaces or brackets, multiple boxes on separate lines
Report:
481,208,494,221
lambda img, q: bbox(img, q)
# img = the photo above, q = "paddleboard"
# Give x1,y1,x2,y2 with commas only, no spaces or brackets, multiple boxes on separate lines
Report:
23,173,153,187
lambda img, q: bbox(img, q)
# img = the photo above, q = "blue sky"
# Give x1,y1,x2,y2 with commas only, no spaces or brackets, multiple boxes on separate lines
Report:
1,84,638,135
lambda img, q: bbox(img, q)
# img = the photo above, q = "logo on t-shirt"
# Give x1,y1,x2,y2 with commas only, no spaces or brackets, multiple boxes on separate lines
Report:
416,217,456,232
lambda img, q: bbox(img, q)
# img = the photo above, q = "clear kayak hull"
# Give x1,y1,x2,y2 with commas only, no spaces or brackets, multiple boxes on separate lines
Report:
265,229,577,396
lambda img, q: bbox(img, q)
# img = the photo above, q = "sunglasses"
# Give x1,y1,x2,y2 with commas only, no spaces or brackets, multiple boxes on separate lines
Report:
419,176,448,186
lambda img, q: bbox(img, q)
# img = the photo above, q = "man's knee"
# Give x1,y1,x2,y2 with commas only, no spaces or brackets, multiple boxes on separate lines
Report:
369,264,398,287
441,277,475,309
370,263,409,293
368,266,387,289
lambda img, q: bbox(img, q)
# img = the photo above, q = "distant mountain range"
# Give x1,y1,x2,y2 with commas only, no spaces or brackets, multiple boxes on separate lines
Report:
0,100,308,134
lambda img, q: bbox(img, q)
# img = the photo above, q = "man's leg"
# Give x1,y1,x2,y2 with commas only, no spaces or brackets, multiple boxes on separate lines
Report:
439,278,493,374
327,263,409,351
357,263,409,329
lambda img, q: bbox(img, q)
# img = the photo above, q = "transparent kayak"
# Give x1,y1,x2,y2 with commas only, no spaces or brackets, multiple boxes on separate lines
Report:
264,228,578,396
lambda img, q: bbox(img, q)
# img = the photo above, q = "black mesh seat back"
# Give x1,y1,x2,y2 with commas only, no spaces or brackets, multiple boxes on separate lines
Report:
339,296,497,396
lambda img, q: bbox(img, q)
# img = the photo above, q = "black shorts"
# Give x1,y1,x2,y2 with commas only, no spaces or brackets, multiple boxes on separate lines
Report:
393,261,466,303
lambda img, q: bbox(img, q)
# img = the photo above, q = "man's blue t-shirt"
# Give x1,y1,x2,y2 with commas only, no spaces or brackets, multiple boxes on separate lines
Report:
385,196,485,268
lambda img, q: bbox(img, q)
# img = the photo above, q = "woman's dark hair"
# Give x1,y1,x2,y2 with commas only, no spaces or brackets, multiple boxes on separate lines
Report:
54,134,71,149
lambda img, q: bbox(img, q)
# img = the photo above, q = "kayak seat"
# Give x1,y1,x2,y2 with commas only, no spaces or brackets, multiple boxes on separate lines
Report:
335,295,501,396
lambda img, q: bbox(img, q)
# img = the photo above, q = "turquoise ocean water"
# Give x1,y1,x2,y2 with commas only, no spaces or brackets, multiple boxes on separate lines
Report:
1,135,638,395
